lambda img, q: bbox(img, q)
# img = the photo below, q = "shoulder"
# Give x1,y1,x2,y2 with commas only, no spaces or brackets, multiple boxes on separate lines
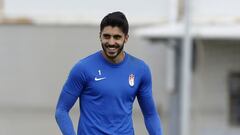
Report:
75,51,101,66
78,51,100,65
71,51,100,74
127,53,150,71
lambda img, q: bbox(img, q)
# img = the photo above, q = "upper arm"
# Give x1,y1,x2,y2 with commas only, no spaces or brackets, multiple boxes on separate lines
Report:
56,62,86,111
137,65,157,115
62,62,86,97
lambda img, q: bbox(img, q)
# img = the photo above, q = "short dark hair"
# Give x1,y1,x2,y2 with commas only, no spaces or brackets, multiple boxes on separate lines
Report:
100,11,129,35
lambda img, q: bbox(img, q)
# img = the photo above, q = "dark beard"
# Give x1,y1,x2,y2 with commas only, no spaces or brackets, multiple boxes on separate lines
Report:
101,43,124,59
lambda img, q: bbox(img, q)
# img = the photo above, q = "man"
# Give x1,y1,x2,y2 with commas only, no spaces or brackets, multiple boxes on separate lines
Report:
55,11,162,135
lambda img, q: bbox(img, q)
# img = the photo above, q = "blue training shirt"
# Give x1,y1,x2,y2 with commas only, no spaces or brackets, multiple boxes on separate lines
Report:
55,51,162,135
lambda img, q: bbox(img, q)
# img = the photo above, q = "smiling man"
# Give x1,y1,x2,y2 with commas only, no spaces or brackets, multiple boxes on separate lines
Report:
55,11,162,135
101,26,127,63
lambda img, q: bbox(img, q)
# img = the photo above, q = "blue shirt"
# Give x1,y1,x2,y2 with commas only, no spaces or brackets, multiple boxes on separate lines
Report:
55,51,162,135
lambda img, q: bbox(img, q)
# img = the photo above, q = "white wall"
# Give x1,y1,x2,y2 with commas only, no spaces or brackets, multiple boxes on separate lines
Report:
192,40,240,135
0,25,168,111
0,25,169,135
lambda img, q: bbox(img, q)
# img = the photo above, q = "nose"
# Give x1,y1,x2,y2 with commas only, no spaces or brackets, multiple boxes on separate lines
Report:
108,37,115,45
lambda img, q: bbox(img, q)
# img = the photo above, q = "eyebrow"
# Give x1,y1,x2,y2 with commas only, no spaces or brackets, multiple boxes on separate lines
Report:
103,33,122,37
102,33,110,36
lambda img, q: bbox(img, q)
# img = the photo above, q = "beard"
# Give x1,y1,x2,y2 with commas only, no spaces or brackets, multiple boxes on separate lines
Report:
101,43,124,60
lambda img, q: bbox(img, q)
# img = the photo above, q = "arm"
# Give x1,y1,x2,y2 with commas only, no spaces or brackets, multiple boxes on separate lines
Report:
137,65,162,135
55,90,78,135
137,94,162,135
55,62,85,135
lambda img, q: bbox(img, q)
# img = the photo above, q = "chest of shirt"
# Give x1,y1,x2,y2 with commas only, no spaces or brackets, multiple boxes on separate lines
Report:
83,68,141,99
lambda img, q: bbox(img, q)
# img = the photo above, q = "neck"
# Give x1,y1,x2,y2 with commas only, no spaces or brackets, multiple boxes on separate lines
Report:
101,51,125,64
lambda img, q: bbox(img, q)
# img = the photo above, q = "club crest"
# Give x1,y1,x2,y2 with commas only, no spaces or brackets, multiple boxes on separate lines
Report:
129,74,135,87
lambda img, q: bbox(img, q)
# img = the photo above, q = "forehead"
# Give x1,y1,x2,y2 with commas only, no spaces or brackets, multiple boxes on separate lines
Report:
101,26,125,35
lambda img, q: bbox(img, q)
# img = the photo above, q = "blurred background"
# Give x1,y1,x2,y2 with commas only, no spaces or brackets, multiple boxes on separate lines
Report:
0,0,240,135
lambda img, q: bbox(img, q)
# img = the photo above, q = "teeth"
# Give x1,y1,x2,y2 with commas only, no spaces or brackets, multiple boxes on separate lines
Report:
108,47,116,50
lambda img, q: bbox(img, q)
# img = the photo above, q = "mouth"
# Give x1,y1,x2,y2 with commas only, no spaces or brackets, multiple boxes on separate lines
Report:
105,45,119,54
101,43,124,59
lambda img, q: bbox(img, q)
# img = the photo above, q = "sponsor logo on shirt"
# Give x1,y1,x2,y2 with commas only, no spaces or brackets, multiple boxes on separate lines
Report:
95,77,106,81
95,69,106,81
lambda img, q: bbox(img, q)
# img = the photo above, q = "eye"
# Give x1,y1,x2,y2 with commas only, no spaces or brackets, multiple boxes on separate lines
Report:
103,34,111,39
113,35,122,40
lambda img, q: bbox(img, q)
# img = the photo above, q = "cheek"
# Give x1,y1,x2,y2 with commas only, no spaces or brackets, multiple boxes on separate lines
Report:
100,39,107,44
115,39,124,44
119,40,126,45
100,36,106,42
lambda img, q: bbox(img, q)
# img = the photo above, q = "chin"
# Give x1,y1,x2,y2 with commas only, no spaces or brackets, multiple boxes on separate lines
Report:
106,53,118,59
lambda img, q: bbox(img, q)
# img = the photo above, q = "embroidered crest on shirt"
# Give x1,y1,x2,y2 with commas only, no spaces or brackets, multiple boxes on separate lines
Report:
129,74,135,87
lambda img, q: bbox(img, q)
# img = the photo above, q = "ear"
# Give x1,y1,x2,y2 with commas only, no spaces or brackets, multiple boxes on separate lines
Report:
99,32,102,41
124,34,129,43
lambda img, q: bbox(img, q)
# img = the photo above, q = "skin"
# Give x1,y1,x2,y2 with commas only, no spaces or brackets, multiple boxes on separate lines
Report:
100,26,129,64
